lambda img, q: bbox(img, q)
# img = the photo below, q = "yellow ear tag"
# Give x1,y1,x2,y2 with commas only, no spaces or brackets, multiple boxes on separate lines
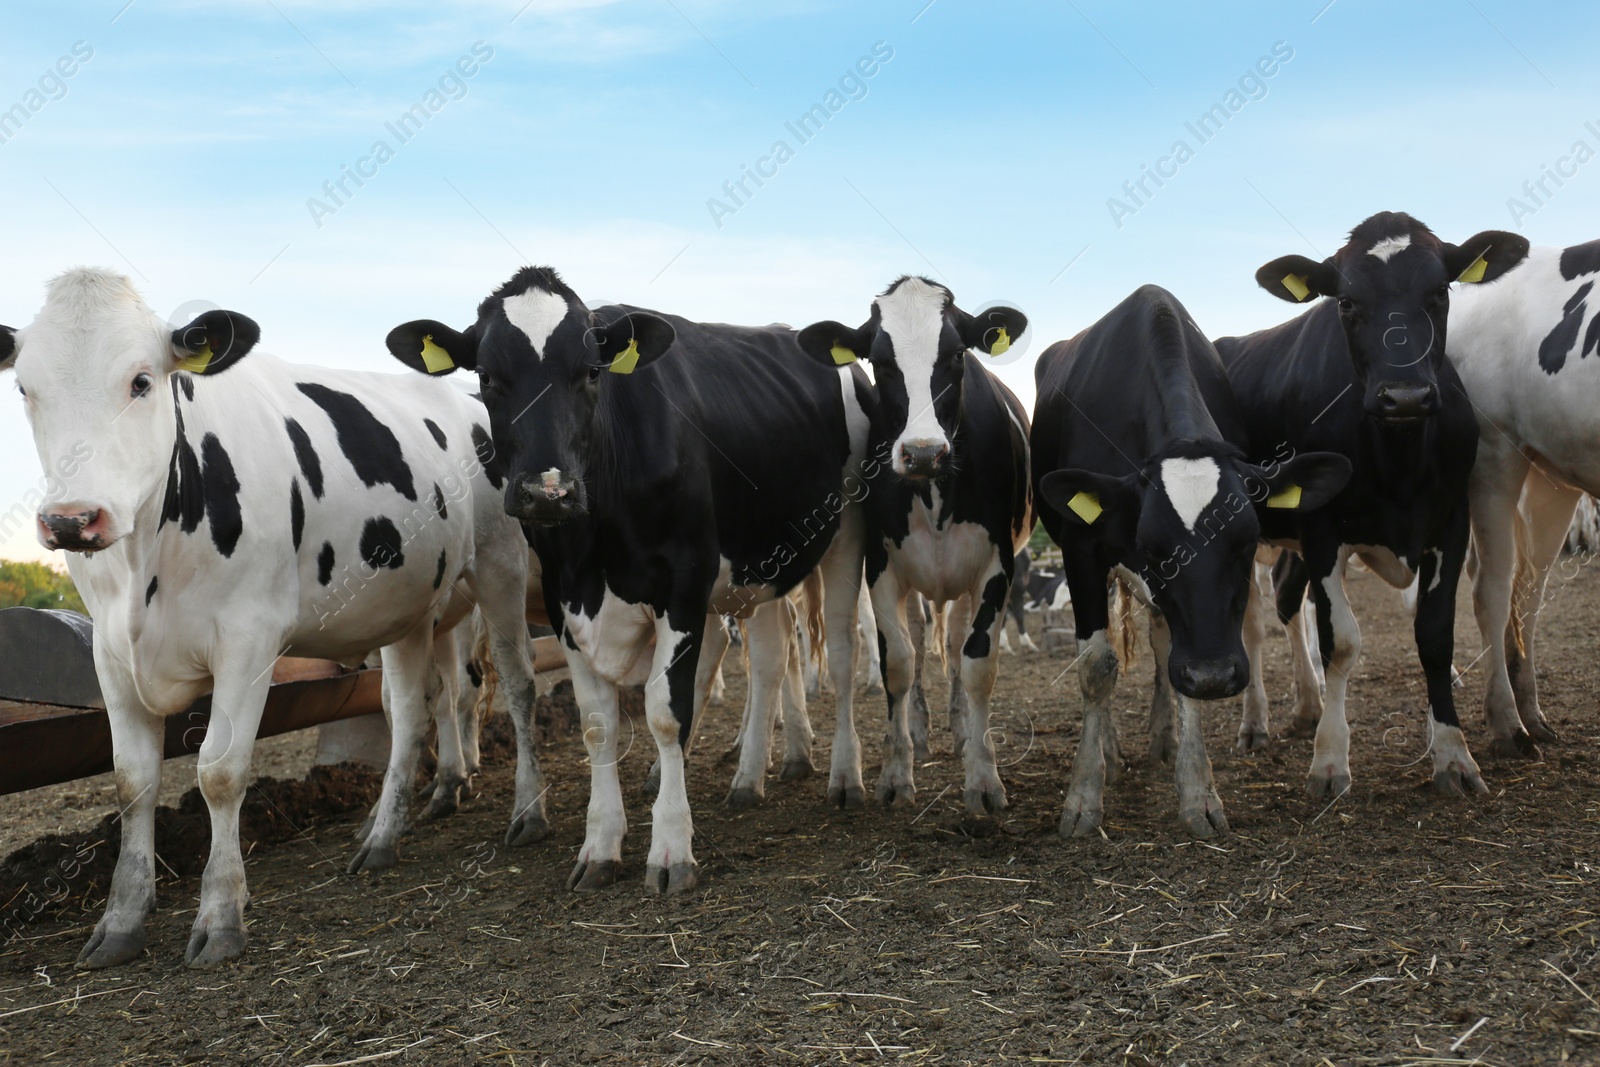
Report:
989,326,1011,356
830,344,857,366
1266,483,1303,509
1457,253,1489,284
179,343,214,374
1281,273,1311,301
1067,491,1102,524
419,334,454,373
609,337,641,375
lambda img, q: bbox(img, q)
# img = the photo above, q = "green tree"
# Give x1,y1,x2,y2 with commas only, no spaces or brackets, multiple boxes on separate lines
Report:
0,560,88,615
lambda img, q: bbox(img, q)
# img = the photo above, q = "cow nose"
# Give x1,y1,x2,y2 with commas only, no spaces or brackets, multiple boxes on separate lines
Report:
1374,382,1437,421
1175,659,1247,700
898,442,948,477
37,506,107,551
509,471,582,525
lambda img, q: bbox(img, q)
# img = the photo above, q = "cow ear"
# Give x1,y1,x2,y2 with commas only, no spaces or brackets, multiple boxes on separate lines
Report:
0,326,14,370
592,310,674,375
797,320,871,367
959,305,1028,357
387,319,477,375
1256,255,1339,304
1245,451,1351,512
170,310,260,374
1443,230,1530,285
1039,469,1140,528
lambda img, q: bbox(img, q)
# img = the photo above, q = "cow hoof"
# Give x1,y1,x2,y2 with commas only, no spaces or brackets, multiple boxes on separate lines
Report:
912,740,931,764
1304,768,1351,801
644,862,699,896
1059,803,1102,839
1487,731,1540,760
76,928,146,970
875,777,916,807
185,925,246,969
779,758,815,781
1235,727,1270,753
1285,715,1320,740
353,810,376,841
1179,805,1228,839
725,785,763,811
1526,718,1559,744
347,843,398,874
964,782,1008,815
828,784,865,810
505,812,551,847
1432,765,1489,797
568,859,618,892
422,792,459,820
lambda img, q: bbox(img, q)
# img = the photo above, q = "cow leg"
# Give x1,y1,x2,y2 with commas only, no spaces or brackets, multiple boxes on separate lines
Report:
959,560,1011,814
423,625,467,819
458,622,483,784
727,600,790,809
814,526,861,790
1506,472,1580,744
871,570,918,807
1175,694,1227,838
906,594,932,763
469,585,547,847
1062,561,1116,838
1285,595,1325,735
1417,506,1487,795
779,612,816,778
1148,608,1177,763
186,653,275,967
1305,545,1358,800
645,616,731,798
946,595,972,756
643,608,706,895
1469,440,1540,756
1014,596,1039,653
565,647,626,891
1236,561,1272,751
351,622,435,872
77,662,162,970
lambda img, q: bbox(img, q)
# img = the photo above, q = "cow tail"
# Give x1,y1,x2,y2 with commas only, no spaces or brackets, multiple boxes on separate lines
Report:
929,598,949,675
1110,576,1139,675
472,616,501,721
801,571,827,676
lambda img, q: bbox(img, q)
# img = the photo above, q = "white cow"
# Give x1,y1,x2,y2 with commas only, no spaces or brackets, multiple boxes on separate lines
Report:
1,269,538,968
1449,241,1600,755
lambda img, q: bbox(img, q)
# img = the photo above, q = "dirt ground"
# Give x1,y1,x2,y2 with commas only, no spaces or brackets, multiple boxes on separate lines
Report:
2,563,1599,1066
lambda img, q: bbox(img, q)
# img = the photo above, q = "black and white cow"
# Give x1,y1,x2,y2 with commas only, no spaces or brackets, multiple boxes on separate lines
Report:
1448,238,1600,755
385,267,868,894
1,269,537,968
1032,284,1348,837
1217,213,1529,797
798,277,1031,814
999,548,1039,653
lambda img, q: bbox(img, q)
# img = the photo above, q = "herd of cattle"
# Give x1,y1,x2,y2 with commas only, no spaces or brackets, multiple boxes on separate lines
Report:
3,210,1597,970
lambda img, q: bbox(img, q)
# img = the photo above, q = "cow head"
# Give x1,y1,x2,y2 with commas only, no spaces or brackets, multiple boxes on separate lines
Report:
1040,444,1349,699
7,269,258,553
798,277,1026,479
386,267,675,525
1256,212,1528,423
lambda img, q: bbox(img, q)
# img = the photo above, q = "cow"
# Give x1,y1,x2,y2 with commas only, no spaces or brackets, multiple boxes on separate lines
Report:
797,276,1031,814
1031,284,1348,837
1,268,538,969
1447,239,1600,755
1216,212,1529,797
999,549,1039,653
384,266,868,894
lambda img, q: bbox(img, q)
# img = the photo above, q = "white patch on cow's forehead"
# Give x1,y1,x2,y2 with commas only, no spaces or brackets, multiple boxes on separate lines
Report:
1367,234,1411,262
501,288,569,359
1159,457,1221,532
875,278,949,447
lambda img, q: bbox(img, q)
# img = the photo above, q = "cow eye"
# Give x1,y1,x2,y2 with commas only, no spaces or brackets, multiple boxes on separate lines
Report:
587,365,602,384
1337,297,1355,314
131,373,152,398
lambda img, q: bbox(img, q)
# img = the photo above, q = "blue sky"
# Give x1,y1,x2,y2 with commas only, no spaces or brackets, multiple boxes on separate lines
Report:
3,0,1598,562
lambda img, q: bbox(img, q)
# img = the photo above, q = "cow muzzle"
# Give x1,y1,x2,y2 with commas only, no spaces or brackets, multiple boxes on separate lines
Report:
37,505,115,553
896,440,949,479
1172,656,1248,701
1370,381,1438,423
508,469,584,526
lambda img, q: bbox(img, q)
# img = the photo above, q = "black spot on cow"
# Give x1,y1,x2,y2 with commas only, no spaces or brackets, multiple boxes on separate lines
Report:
144,575,158,606
176,374,195,402
962,572,1010,660
297,382,417,501
317,541,335,586
285,418,324,499
1560,238,1600,281
434,549,447,589
471,424,503,489
359,517,405,571
290,478,305,551
1538,281,1593,375
161,401,203,533
432,483,448,521
424,418,448,450
200,433,243,558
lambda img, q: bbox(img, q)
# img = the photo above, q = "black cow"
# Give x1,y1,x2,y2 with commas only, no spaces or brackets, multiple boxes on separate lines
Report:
1033,284,1348,837
386,267,869,894
799,276,1031,814
1217,212,1529,798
